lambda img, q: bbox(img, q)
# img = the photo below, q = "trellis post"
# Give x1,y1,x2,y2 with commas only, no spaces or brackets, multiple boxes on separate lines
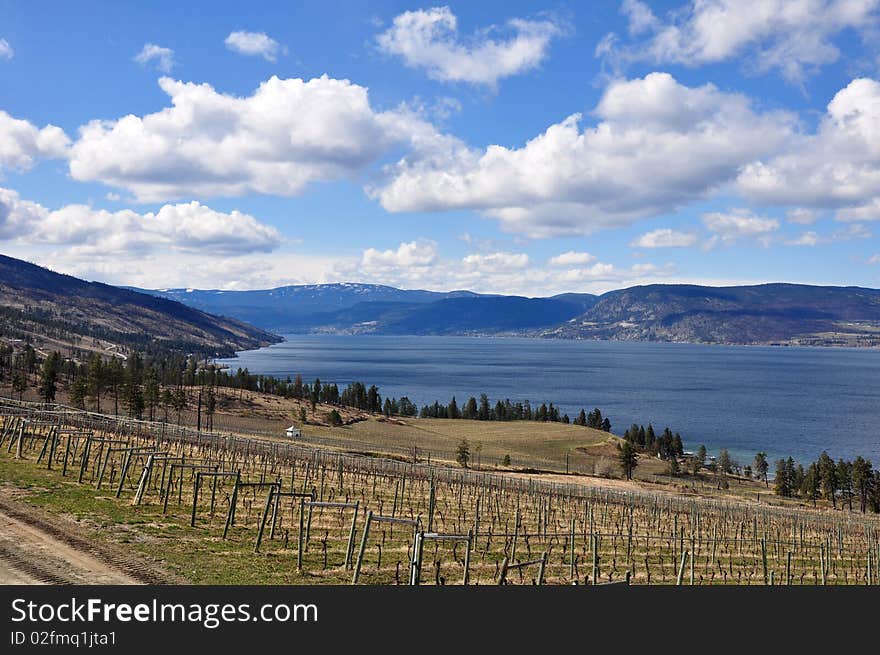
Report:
352,510,373,583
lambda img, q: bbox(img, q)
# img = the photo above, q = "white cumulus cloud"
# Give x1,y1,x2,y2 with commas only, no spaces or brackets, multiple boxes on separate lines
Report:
702,209,779,247
67,75,441,202
134,43,176,73
375,72,796,238
0,111,70,172
738,77,880,219
376,6,565,87
599,0,879,84
361,239,439,269
332,241,677,296
548,251,596,266
0,187,281,255
0,38,13,60
631,228,698,248
224,31,285,61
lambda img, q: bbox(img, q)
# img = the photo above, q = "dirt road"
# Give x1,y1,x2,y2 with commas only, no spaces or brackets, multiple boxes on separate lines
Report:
0,495,174,585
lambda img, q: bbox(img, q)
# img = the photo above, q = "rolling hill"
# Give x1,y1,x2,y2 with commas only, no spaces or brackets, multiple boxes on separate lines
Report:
138,280,880,346
544,283,880,346
303,296,599,335
136,284,485,332
0,254,280,358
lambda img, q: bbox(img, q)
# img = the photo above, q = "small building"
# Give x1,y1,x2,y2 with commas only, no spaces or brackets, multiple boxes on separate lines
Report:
285,426,302,439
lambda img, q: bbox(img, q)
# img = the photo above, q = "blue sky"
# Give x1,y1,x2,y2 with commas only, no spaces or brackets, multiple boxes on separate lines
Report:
1,0,879,294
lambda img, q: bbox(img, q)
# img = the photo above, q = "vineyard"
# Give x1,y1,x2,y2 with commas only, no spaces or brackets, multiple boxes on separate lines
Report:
1,397,878,586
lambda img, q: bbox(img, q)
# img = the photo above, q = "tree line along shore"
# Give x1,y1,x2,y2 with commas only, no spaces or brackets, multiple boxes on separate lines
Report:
2,342,878,513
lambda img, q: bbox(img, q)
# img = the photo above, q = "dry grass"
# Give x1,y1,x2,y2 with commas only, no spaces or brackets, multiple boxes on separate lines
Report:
2,405,878,586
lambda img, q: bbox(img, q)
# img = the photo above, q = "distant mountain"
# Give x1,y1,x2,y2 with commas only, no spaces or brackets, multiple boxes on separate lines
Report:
130,279,880,347
544,283,880,346
136,284,484,332
307,296,598,335
0,254,280,357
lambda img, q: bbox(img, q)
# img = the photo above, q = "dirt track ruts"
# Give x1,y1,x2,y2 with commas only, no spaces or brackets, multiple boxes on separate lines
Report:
0,493,177,585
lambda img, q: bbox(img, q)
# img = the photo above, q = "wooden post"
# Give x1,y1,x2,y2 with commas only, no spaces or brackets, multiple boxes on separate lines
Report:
511,508,520,563
569,517,576,582
269,491,281,540
427,479,435,532
190,472,202,527
761,537,768,585
463,529,472,586
37,427,52,464
78,436,91,484
497,556,509,585
676,550,689,586
115,449,134,498
61,432,73,476
210,474,219,516
344,501,359,570
537,551,548,585
473,495,480,544
47,427,59,470
591,534,599,584
690,536,695,585
297,498,306,572
410,530,423,586
254,488,274,553
15,424,24,459
133,455,154,506
786,551,792,585
352,510,373,584
222,474,240,539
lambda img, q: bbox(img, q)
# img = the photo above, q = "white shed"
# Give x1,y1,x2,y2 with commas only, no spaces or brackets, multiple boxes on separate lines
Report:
285,426,302,439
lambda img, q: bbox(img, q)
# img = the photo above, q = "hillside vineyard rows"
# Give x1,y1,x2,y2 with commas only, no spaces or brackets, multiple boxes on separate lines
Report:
2,398,878,586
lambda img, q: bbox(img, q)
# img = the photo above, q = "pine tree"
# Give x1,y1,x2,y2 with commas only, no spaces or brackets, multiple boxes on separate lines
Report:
773,459,790,496
801,463,820,506
478,394,490,421
70,377,88,409
204,386,216,431
576,409,587,426
327,409,343,426
753,452,769,487
87,354,104,412
143,367,160,421
672,433,684,458
38,352,60,403
836,459,853,511
11,372,26,401
463,396,478,420
817,451,837,508
618,441,638,480
718,449,732,475
852,456,874,513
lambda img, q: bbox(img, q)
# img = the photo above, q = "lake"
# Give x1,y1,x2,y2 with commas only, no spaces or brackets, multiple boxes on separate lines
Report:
216,335,880,465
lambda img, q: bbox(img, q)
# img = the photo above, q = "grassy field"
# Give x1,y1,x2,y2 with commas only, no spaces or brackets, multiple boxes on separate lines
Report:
2,401,878,586
0,380,814,505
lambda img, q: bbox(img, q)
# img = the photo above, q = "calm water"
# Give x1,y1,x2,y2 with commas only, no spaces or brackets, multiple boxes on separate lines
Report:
216,335,880,465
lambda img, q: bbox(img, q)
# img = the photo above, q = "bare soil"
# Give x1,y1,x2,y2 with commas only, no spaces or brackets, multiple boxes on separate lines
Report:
0,489,177,585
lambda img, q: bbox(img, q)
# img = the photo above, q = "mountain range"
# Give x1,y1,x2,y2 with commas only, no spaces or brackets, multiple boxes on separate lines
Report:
4,253,880,351
0,254,279,358
140,278,880,347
